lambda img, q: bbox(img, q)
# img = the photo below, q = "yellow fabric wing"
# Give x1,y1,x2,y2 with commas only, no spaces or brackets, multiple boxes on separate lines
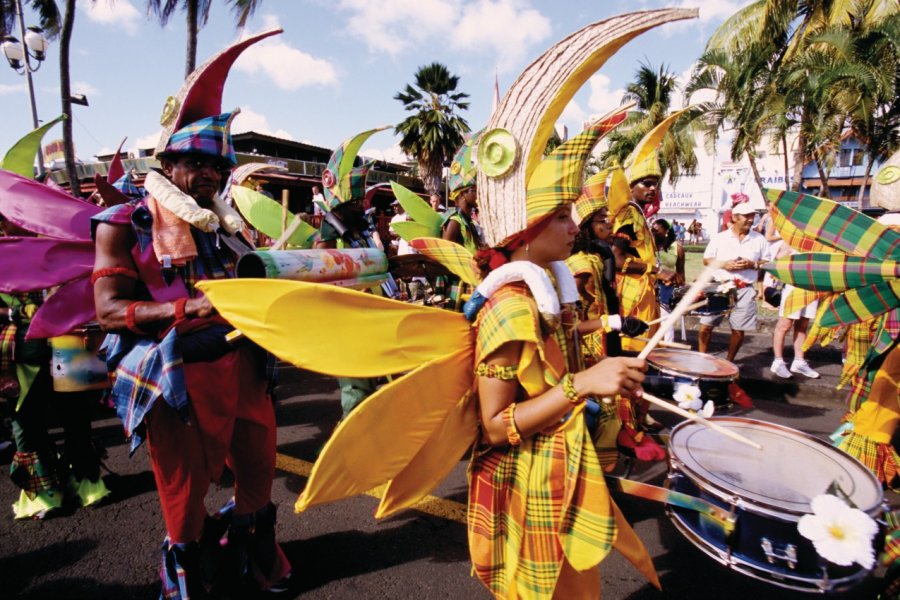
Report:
196,279,471,377
409,237,480,286
376,385,478,519
295,346,475,512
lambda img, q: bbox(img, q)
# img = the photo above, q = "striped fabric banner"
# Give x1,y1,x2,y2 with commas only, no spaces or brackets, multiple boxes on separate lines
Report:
819,280,900,328
766,254,900,292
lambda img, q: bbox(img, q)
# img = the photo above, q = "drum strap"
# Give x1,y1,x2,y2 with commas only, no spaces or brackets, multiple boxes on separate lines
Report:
606,476,736,533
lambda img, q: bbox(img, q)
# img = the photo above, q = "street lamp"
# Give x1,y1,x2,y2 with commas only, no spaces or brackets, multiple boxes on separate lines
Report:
1,0,50,175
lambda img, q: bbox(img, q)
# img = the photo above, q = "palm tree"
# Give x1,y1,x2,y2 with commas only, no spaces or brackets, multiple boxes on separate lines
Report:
394,62,470,197
599,62,698,183
147,0,262,78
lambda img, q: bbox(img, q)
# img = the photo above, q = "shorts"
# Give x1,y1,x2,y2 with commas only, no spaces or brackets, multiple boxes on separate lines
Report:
700,286,757,331
779,284,818,319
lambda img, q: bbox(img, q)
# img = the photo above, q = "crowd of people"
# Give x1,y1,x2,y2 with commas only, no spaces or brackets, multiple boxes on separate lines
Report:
1,12,898,600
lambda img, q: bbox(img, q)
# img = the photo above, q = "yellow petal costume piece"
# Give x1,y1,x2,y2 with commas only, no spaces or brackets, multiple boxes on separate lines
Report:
196,279,470,377
624,108,689,184
409,237,480,287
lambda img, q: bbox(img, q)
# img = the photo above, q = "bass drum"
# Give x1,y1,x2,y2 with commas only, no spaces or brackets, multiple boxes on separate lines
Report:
667,417,884,593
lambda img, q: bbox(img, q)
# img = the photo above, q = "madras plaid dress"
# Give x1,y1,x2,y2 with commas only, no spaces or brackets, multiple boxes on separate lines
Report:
565,252,607,361
468,284,616,599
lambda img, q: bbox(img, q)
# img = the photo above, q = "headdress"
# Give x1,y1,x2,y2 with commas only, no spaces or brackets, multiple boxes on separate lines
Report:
475,10,696,248
154,29,282,164
573,170,609,227
625,109,688,185
447,130,481,200
322,127,389,210
872,148,900,212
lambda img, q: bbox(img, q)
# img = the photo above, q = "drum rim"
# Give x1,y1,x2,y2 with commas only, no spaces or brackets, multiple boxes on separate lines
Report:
669,417,884,517
647,348,739,381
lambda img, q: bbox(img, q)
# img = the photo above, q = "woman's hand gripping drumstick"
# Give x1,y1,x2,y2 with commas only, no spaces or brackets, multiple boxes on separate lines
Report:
641,391,763,451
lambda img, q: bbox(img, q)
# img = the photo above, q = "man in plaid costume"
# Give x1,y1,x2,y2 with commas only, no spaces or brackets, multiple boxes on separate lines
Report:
91,32,290,599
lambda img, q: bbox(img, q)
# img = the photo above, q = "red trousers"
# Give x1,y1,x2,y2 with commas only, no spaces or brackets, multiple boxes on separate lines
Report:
146,346,276,543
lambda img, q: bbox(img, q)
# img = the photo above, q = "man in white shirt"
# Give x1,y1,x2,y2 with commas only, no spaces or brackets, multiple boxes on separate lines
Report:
698,201,768,362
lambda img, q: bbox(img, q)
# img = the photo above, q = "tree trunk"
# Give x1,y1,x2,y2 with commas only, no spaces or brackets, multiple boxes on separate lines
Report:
790,128,806,193
815,158,831,199
60,0,79,197
185,0,198,78
857,156,874,208
419,159,443,199
781,133,790,191
746,148,766,199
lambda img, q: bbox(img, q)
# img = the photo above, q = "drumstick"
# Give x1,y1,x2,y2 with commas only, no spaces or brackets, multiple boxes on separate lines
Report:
645,300,708,326
632,337,691,350
641,391,763,451
270,216,305,251
638,261,723,361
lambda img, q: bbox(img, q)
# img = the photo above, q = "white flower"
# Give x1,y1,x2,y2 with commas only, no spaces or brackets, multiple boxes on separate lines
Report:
673,384,702,412
700,400,715,418
797,494,878,569
716,280,736,293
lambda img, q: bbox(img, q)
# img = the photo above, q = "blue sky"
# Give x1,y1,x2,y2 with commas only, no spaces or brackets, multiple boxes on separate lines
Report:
0,0,751,164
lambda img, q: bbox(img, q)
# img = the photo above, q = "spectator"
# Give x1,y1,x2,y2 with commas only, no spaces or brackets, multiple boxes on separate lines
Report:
429,193,445,212
769,242,821,379
311,185,326,217
389,200,412,256
697,202,767,362
652,219,685,343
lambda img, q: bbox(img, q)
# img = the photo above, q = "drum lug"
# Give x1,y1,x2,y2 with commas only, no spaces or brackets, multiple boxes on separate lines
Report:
760,537,798,570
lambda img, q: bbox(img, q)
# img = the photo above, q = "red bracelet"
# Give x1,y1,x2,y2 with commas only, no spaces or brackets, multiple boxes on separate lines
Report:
91,267,139,285
173,298,188,324
125,301,148,335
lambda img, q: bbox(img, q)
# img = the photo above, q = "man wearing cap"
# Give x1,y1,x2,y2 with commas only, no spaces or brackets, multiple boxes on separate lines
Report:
91,32,290,598
698,200,767,362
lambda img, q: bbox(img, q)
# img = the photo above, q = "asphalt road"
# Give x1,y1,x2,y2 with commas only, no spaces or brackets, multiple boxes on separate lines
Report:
0,328,894,599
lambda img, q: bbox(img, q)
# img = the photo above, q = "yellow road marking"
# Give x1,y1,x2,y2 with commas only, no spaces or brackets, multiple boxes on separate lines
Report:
276,452,468,524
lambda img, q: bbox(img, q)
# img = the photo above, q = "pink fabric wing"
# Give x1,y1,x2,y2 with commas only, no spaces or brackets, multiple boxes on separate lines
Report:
0,169,100,241
0,237,94,292
25,276,97,339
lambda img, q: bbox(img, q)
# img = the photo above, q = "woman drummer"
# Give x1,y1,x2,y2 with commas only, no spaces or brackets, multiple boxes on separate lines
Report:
468,121,655,598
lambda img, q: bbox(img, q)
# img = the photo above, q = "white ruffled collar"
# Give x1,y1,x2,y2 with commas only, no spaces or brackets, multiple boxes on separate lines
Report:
144,170,244,235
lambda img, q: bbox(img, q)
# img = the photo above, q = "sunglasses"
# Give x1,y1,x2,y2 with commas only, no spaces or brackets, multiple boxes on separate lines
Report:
636,179,659,188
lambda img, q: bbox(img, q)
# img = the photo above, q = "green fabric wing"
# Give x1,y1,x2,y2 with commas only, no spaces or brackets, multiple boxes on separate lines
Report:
231,186,316,248
1,116,66,179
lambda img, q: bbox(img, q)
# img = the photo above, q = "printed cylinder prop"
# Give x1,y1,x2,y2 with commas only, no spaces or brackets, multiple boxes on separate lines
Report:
237,248,389,290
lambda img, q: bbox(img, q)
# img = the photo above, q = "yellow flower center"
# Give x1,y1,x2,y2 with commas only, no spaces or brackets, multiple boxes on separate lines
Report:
828,524,846,540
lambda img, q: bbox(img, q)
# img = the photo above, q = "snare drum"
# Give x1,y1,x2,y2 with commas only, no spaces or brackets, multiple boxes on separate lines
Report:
50,325,110,392
646,348,738,407
670,284,736,315
667,417,884,593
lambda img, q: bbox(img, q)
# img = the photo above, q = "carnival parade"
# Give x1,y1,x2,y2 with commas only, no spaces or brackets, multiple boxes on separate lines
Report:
0,2,899,599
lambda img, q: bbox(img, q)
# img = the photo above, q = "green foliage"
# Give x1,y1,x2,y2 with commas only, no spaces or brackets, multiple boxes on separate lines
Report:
394,62,470,197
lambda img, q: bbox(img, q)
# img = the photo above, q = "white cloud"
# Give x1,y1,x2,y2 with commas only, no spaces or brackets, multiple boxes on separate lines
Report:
557,100,586,139
673,64,717,108
335,0,549,71
231,106,294,140
133,132,160,153
661,0,755,35
362,140,410,165
72,80,101,98
79,0,142,36
236,20,339,91
586,74,624,115
338,0,459,55
452,0,551,73
0,83,25,95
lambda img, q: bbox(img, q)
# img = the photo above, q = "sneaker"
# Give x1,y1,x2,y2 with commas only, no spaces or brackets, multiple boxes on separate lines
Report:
770,359,792,379
791,360,820,379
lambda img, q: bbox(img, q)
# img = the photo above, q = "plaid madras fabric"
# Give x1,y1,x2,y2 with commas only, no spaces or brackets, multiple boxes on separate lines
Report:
469,281,616,597
572,170,609,226
525,116,619,230
410,237,479,286
769,189,900,260
163,112,237,166
10,450,57,497
566,252,607,359
180,229,237,295
448,131,481,198
103,328,187,454
837,431,900,490
0,322,16,376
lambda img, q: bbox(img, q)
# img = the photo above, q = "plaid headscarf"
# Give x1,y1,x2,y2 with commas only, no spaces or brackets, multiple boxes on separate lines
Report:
573,170,609,227
161,112,238,166
448,131,481,200
322,128,386,210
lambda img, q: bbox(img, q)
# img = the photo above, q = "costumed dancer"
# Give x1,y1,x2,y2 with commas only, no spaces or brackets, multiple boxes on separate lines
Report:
442,132,484,255
91,31,291,597
313,127,393,417
0,120,110,519
651,217,685,343
197,10,699,598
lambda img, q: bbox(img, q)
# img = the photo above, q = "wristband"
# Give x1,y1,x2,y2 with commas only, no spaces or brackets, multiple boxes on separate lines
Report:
502,404,522,446
125,301,149,335
173,298,188,324
561,373,583,405
90,267,139,285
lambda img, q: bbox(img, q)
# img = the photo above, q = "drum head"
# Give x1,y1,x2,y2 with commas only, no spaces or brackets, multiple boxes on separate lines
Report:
670,417,882,515
648,349,739,380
